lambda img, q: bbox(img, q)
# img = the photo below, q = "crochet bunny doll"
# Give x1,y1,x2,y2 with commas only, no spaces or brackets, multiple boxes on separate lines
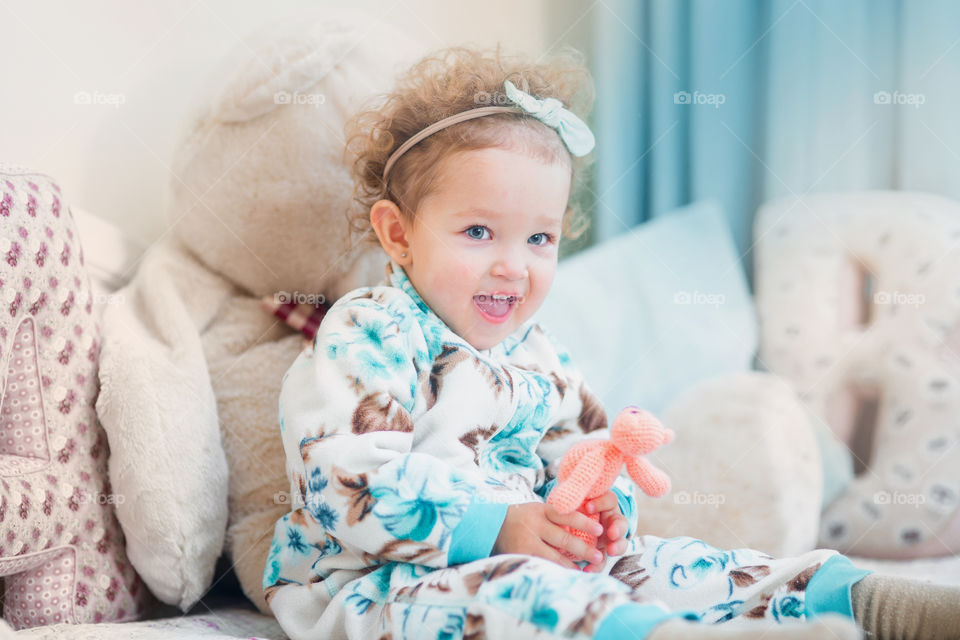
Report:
547,406,674,548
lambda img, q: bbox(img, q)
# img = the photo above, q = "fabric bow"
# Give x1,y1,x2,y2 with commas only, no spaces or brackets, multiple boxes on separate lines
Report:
503,80,595,157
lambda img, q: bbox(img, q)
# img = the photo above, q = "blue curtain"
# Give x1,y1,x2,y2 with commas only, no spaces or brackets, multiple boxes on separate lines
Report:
591,0,960,281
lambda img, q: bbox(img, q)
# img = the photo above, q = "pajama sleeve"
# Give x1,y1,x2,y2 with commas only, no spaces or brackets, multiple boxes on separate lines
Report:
276,297,507,571
528,324,638,539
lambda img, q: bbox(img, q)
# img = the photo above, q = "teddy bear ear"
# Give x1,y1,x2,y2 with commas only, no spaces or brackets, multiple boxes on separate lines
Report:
613,406,644,431
198,8,424,124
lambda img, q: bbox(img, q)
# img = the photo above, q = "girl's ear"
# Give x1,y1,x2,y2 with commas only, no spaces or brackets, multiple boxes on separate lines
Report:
370,199,411,263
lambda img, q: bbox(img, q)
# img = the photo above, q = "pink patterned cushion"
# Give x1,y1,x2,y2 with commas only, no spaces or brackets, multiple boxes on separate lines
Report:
0,168,151,628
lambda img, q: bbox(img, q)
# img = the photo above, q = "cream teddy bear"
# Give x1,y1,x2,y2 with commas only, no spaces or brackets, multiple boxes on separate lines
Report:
95,9,427,614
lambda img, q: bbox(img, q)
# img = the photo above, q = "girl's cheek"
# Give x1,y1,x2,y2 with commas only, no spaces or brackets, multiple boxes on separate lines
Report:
429,261,476,297
451,258,481,284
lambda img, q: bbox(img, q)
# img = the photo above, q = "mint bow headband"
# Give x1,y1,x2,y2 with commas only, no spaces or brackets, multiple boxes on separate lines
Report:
501,80,595,156
381,79,595,189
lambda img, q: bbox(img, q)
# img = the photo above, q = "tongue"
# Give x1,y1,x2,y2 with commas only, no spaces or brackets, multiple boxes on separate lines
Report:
475,295,511,317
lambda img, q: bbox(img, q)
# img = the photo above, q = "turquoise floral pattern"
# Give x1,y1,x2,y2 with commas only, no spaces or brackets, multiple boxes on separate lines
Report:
368,455,471,547
344,564,395,616
481,373,553,476
644,536,814,624
262,513,345,590
396,604,464,640
305,467,339,531
310,535,342,581
474,561,630,634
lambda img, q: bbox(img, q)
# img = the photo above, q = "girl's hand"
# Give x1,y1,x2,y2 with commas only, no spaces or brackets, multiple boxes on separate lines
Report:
584,491,629,558
492,502,605,571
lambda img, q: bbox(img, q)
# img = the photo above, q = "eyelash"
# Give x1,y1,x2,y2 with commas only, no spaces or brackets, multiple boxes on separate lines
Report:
464,225,555,246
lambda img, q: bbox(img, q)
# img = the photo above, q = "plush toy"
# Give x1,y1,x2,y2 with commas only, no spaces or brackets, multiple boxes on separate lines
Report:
94,10,427,614
547,406,673,548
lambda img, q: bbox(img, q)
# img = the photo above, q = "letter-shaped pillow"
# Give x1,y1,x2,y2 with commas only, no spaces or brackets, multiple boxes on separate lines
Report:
755,191,960,558
0,167,150,628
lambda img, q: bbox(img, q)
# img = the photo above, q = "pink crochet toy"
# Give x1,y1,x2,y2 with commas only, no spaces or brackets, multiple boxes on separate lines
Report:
547,406,674,549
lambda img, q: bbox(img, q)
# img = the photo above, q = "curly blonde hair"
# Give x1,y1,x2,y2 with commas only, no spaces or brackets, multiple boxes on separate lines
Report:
343,44,596,251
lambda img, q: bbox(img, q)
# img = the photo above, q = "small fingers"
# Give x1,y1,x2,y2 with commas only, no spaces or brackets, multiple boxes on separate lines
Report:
584,491,618,515
603,518,624,542
545,504,604,538
594,512,628,556
583,553,607,573
542,545,580,571
543,525,603,566
604,538,628,557
599,510,628,539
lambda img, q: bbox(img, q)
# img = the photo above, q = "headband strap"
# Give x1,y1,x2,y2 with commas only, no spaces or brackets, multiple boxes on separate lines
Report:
381,106,522,188
380,80,595,194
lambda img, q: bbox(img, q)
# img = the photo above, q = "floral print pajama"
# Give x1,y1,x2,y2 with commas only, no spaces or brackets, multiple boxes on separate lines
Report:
262,260,865,640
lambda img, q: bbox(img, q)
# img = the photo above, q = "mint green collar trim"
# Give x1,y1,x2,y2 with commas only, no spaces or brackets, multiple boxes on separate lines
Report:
386,259,435,319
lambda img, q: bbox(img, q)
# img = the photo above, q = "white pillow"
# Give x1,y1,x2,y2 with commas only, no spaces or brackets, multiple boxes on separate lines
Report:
96,237,232,610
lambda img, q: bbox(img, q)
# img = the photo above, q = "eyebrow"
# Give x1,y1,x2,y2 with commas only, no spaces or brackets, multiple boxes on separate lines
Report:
454,208,561,226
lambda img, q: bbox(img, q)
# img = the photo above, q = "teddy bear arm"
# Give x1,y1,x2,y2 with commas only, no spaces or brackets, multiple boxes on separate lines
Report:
548,449,607,513
625,456,671,497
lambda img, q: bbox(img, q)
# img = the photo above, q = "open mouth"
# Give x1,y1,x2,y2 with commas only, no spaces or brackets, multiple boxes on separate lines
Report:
473,294,517,323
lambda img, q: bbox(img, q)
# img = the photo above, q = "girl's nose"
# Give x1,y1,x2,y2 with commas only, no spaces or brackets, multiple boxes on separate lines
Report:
491,248,528,280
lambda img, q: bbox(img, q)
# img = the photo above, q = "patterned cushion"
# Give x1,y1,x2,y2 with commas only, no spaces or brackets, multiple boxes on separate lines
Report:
754,191,960,558
0,167,151,628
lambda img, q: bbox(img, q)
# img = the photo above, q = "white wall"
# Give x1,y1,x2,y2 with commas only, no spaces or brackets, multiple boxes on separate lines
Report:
1,0,553,246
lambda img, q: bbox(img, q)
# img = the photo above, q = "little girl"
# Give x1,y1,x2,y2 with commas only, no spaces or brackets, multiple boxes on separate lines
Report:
262,46,959,640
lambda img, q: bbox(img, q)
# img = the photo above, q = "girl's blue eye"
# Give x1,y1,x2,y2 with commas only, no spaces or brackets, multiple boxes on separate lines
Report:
465,225,490,240
463,226,554,245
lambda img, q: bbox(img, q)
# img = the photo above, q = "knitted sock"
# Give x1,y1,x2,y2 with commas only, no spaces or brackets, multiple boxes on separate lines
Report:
851,573,960,640
646,614,861,640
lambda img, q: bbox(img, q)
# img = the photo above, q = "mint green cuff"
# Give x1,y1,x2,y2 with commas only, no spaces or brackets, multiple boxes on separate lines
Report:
448,499,509,565
595,603,700,640
805,554,873,620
